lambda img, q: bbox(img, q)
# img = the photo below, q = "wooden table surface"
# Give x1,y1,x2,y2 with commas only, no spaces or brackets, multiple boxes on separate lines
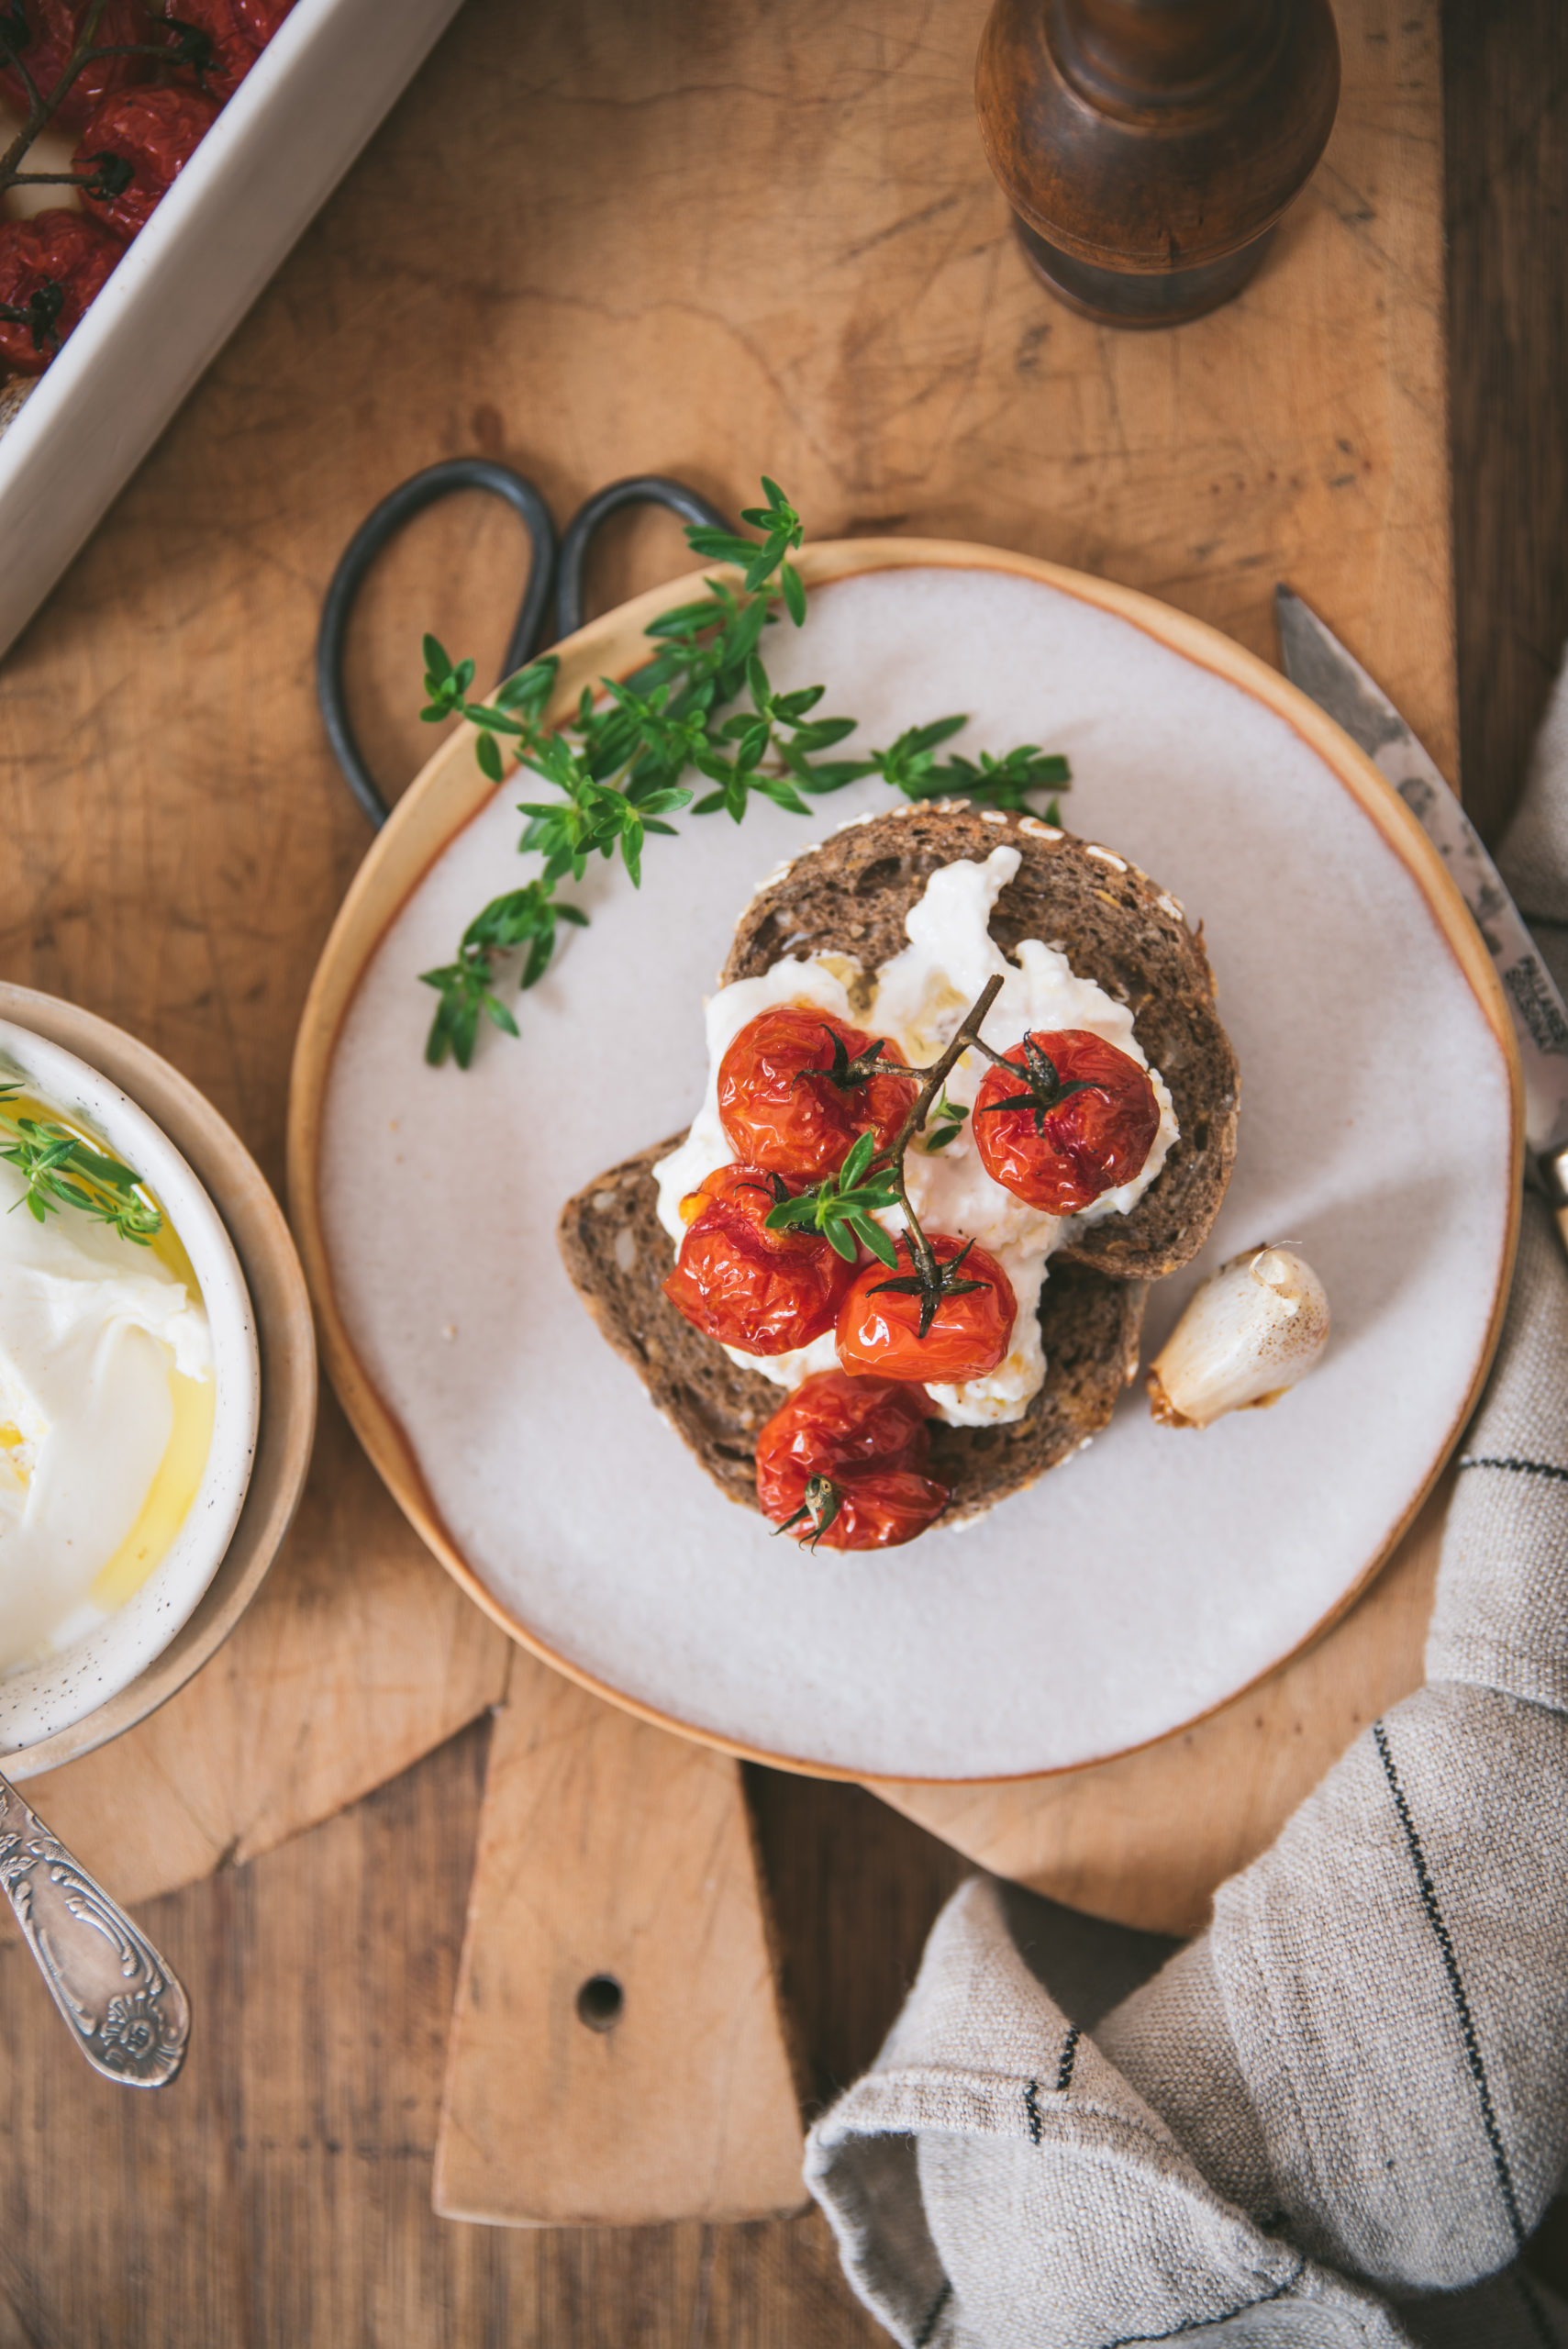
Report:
2,0,1567,2338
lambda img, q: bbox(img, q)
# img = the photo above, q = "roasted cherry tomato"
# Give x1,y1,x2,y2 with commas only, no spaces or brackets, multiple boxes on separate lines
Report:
0,209,123,376
231,0,294,38
755,1370,949,1551
662,1163,855,1356
0,0,149,133
717,1005,917,1182
836,1231,1017,1385
973,1029,1160,1216
146,0,260,103
75,83,219,239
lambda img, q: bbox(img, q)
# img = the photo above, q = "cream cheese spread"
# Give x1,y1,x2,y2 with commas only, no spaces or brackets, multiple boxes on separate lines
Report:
0,1154,213,1673
654,846,1178,1426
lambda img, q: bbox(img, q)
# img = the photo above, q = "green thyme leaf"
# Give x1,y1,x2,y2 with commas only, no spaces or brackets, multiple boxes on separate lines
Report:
494,657,558,714
684,528,762,568
416,478,1071,1068
923,1089,969,1152
0,1105,162,1244
849,1213,899,1268
762,1126,901,1266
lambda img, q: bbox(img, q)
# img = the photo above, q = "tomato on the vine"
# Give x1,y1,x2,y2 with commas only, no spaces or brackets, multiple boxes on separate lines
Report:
717,1005,917,1182
662,1163,855,1356
836,1232,1017,1384
146,0,261,103
973,1029,1159,1215
231,0,294,38
0,210,123,375
754,1371,949,1551
76,83,220,239
0,0,149,133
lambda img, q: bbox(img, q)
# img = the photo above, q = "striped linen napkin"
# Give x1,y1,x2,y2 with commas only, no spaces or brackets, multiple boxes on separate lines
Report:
803,663,1568,2348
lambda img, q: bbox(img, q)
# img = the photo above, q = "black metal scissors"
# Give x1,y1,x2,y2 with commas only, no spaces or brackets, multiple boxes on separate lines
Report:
316,464,728,830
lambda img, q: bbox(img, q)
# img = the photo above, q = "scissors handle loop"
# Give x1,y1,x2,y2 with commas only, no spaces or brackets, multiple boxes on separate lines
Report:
554,474,727,641
316,459,556,831
317,465,727,831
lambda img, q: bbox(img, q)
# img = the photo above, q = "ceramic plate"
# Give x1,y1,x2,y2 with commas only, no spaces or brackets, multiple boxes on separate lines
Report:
292,546,1518,1781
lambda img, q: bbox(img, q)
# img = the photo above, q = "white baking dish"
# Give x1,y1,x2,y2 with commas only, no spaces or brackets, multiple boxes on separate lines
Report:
0,0,464,659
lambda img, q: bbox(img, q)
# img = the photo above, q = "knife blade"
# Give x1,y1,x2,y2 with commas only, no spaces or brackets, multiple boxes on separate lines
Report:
1276,585,1568,1216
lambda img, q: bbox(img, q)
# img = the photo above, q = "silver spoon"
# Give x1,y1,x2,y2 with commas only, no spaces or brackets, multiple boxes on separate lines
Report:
0,1769,188,2086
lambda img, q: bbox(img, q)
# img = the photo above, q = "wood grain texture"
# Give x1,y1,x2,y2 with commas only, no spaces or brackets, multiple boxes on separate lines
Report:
434,1655,805,2227
1444,0,1568,844
0,0,1521,2331
0,1722,885,2348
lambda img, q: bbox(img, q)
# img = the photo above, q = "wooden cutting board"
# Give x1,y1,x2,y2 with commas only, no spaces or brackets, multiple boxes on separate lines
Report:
0,0,1452,2227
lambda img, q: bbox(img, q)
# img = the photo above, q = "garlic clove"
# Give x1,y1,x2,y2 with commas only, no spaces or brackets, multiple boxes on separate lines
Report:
1148,1244,1329,1431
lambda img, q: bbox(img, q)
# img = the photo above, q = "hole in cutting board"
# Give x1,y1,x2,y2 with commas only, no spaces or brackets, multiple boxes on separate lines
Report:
575,1973,624,2032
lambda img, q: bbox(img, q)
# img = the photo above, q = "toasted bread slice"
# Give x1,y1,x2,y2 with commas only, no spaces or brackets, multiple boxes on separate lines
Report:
724,804,1239,1282
557,802,1234,1523
558,1139,1147,1524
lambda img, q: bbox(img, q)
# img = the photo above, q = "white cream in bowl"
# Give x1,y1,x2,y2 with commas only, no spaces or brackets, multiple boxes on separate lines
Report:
0,1018,259,1753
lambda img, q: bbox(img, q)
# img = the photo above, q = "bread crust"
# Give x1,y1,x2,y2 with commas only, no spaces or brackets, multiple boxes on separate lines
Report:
558,1140,1146,1524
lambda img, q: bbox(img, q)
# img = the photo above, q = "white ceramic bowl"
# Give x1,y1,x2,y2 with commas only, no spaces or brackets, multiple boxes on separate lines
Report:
0,1016,261,1752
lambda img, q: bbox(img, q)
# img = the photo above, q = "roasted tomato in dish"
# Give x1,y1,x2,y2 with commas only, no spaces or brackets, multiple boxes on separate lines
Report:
836,1232,1017,1385
662,1163,855,1356
973,1029,1160,1216
146,0,261,103
755,1371,949,1551
717,1006,917,1182
0,210,123,376
0,0,149,132
76,84,220,239
231,0,294,38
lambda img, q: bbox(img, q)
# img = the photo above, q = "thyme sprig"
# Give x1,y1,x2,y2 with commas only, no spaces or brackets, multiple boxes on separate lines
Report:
415,480,1070,1067
763,1130,902,1268
0,1084,161,1244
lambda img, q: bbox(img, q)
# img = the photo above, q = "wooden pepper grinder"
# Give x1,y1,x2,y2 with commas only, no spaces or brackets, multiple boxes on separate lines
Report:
975,0,1340,328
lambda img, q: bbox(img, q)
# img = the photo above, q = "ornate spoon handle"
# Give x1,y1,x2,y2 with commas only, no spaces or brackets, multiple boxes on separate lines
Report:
0,1770,189,2086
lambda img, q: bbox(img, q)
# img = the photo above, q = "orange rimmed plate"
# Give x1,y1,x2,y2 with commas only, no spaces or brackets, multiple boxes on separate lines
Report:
288,544,1519,1782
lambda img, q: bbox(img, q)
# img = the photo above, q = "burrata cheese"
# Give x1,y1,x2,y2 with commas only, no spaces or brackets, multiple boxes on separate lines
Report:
653,845,1178,1426
0,1154,213,1672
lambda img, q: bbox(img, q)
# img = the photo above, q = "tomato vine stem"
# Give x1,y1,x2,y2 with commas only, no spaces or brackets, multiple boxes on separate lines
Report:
0,0,112,192
767,973,1011,1333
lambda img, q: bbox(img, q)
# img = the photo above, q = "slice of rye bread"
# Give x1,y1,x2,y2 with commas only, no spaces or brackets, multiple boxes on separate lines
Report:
723,804,1239,1282
558,1138,1147,1523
